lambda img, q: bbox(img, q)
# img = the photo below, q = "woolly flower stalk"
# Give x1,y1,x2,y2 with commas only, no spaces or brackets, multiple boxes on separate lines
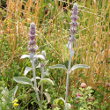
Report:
70,3,78,36
65,3,79,108
28,23,41,107
67,3,78,57
28,23,38,54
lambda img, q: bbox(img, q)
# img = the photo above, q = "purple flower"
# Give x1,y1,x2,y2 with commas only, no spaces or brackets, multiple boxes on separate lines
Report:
28,23,38,54
70,3,78,36
29,40,36,46
67,3,78,57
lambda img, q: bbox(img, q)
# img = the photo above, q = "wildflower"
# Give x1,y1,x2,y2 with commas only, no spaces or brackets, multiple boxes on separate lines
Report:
70,3,78,36
67,3,78,57
28,23,38,54
80,83,87,88
12,99,19,107
76,93,82,98
13,103,19,107
106,83,110,87
12,98,18,103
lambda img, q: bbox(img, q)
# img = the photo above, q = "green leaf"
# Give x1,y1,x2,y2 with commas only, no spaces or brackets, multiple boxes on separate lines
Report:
53,107,61,110
69,64,90,74
14,77,32,86
49,64,67,70
39,78,54,86
54,97,65,106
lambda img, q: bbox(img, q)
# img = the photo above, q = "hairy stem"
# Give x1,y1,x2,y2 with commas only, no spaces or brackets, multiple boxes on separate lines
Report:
31,59,42,109
41,66,44,100
65,55,72,110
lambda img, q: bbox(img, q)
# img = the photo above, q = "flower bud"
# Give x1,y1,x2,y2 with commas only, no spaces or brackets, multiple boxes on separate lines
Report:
80,83,87,88
29,40,36,45
76,93,82,98
106,83,110,87
28,47,36,53
30,35,35,40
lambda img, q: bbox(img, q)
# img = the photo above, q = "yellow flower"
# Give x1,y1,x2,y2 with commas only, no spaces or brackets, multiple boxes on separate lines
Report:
12,99,19,107
13,103,19,107
12,99,18,103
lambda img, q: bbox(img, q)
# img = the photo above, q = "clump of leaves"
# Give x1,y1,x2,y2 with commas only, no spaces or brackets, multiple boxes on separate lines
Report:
0,85,18,110
72,84,99,110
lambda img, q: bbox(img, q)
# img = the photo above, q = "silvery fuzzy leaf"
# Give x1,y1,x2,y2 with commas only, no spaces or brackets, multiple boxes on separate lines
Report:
36,64,41,68
49,64,67,70
31,77,41,81
65,103,71,110
1,87,9,95
20,55,30,59
34,54,45,60
42,71,49,78
69,64,90,74
42,50,46,57
14,77,32,86
36,64,44,69
10,86,18,101
44,92,51,103
43,69,49,76
1,87,9,102
24,67,32,76
39,78,54,86
11,86,18,97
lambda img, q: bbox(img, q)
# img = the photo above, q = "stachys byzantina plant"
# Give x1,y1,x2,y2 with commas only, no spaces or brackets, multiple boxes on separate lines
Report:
14,23,54,109
49,3,90,110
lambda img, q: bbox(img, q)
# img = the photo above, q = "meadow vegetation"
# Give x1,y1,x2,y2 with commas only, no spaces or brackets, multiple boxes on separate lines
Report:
0,0,110,110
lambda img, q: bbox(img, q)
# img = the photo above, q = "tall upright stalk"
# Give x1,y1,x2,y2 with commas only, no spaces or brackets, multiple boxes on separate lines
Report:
31,59,40,102
41,65,45,100
65,56,72,103
28,23,42,109
64,3,78,110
